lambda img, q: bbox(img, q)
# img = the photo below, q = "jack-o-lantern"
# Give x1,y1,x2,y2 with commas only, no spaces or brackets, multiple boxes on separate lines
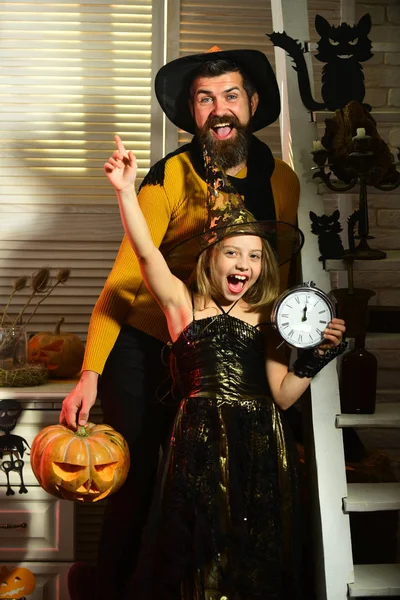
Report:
0,565,36,598
27,317,85,378
30,423,130,503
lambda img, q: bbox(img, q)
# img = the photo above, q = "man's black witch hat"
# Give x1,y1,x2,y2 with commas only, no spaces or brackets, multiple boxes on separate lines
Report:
155,47,281,134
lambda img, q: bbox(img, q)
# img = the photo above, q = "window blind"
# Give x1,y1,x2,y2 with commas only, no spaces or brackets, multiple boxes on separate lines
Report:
0,0,153,199
0,0,155,337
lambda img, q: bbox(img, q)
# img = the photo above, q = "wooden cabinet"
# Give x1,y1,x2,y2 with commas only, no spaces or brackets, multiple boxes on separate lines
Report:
0,380,101,600
0,487,74,561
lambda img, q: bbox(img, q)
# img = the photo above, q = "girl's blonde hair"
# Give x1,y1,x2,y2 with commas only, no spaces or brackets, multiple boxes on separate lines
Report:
192,234,280,310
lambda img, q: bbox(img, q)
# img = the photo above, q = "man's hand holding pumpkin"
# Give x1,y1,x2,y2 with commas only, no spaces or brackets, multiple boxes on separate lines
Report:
60,370,99,429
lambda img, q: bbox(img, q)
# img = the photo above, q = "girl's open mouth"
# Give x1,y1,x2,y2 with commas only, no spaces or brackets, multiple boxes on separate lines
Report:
227,274,248,294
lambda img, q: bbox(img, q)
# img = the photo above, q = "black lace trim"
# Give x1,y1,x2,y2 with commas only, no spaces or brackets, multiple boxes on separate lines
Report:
290,340,347,379
138,144,190,190
137,136,277,222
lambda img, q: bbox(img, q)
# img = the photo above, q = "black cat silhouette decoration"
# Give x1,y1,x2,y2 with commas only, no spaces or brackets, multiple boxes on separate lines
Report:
267,14,373,112
310,209,345,267
0,400,30,496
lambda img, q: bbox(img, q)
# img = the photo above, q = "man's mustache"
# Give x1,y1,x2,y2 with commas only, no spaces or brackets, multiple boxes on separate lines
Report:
203,114,242,131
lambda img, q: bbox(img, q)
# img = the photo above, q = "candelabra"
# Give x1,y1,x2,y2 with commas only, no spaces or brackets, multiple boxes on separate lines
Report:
311,129,400,260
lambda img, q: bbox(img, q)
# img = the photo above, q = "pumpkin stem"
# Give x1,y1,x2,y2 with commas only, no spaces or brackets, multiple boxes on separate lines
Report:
55,317,65,335
77,425,88,437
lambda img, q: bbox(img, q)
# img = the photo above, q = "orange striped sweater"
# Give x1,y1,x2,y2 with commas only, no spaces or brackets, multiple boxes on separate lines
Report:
83,150,300,374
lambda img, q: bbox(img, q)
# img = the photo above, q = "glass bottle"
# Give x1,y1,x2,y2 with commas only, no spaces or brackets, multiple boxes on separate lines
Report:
0,326,28,369
340,334,377,414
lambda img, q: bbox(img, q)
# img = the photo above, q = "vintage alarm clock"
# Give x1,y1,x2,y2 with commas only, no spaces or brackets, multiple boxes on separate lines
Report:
271,281,335,349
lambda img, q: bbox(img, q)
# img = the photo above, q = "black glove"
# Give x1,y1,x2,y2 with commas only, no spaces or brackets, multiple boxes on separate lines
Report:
290,341,347,378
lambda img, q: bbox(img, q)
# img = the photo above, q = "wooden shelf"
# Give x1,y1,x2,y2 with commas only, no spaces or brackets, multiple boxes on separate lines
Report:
0,379,78,402
343,483,400,512
336,403,400,428
348,564,400,597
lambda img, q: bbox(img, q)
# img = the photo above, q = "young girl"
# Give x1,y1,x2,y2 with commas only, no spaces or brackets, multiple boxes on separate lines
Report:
105,135,346,600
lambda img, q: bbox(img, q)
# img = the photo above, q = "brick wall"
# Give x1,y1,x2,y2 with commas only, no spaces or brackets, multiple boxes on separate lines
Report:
309,1,400,463
321,1,400,462
355,0,400,255
315,2,400,265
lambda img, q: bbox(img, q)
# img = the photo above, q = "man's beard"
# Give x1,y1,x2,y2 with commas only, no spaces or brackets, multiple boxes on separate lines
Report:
197,114,252,171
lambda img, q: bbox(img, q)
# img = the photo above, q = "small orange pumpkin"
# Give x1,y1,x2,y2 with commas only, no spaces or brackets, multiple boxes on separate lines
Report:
30,423,130,503
28,317,85,378
0,565,36,598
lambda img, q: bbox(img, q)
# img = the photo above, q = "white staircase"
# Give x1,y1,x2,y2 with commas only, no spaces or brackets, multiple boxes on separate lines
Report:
343,483,400,513
271,1,400,596
334,321,400,597
339,424,400,596
348,564,400,598
336,404,400,429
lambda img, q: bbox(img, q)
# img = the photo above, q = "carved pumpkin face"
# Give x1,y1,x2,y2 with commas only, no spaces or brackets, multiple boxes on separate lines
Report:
30,423,130,502
0,566,36,598
27,331,84,378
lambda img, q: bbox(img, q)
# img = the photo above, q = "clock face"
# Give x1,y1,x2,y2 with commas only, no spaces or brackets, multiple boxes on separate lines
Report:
273,288,334,349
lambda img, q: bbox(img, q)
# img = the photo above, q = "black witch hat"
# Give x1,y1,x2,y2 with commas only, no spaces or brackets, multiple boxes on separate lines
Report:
155,47,281,134
166,148,303,272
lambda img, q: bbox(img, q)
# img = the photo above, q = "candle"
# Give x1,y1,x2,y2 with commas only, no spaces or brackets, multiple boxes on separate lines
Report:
312,140,323,151
356,128,366,137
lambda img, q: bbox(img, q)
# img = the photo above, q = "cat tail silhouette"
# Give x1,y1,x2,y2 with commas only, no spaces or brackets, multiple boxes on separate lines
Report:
347,209,360,254
266,31,325,111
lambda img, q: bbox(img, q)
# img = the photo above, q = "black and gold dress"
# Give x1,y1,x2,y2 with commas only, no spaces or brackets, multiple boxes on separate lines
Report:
131,303,304,600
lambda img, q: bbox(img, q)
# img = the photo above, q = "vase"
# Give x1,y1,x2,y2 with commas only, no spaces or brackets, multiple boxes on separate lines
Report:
340,334,377,414
330,288,376,338
0,327,28,369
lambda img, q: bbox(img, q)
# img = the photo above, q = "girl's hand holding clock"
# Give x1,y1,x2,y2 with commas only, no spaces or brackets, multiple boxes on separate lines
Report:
318,318,346,354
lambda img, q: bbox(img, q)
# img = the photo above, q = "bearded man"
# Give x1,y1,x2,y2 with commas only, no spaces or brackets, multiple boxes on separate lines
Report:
62,48,300,600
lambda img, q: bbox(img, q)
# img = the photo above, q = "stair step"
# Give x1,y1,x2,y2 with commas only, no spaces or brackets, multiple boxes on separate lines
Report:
348,563,400,597
376,389,400,404
363,334,400,373
343,483,400,512
368,307,400,335
366,332,400,349
377,370,400,391
336,404,400,428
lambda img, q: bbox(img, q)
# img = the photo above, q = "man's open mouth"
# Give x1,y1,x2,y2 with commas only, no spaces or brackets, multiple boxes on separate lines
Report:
212,122,234,140
227,274,248,294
